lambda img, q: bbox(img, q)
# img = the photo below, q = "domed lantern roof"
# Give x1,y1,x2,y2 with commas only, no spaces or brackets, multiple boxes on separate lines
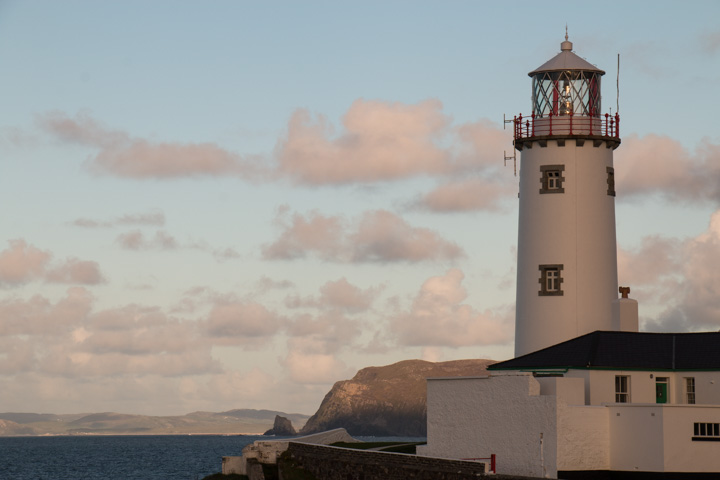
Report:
529,33,605,117
529,35,605,76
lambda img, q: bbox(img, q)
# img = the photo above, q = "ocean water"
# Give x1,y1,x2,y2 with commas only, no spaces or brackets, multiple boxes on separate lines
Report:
0,434,424,480
0,434,255,480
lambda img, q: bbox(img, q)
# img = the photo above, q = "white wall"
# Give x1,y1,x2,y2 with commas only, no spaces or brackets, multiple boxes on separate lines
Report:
661,405,720,472
537,376,585,405
693,372,720,404
607,404,720,473
422,371,720,477
557,405,610,471
422,374,558,478
608,404,665,472
515,140,618,357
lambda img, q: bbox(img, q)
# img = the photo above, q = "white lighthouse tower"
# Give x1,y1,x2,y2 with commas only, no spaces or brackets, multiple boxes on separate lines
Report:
513,34,622,357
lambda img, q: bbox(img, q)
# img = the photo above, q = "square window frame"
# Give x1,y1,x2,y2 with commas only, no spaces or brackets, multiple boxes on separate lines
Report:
607,166,616,197
538,264,564,296
540,165,566,194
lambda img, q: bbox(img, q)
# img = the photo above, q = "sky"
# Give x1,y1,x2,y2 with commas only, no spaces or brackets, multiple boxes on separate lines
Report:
1,0,720,416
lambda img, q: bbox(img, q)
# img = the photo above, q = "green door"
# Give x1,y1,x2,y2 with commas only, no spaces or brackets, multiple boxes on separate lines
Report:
656,379,668,404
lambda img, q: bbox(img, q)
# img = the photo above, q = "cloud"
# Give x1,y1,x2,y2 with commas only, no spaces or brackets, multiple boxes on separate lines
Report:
116,230,240,261
116,230,178,250
0,287,93,337
416,178,515,212
0,239,51,286
285,312,362,353
617,235,682,287
82,307,201,355
71,211,166,228
454,119,514,171
275,99,451,184
204,301,284,347
700,31,720,54
285,278,379,313
39,103,512,190
262,208,464,263
620,210,720,331
0,240,104,286
281,337,353,384
261,206,345,261
45,258,105,285
38,111,262,180
255,276,295,293
0,365,330,416
389,268,513,347
0,290,221,378
616,135,720,203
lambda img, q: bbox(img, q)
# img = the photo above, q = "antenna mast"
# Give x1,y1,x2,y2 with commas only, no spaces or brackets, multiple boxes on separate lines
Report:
617,53,620,114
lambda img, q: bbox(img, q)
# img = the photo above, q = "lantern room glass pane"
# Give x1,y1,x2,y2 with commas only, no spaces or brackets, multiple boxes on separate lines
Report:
532,71,602,117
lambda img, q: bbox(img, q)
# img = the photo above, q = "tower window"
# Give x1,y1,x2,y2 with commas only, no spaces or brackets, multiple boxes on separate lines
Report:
538,264,563,296
540,165,565,194
607,167,616,196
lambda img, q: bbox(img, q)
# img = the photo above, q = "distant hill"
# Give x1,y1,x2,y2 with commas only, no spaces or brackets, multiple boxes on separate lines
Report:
0,409,310,436
300,358,493,437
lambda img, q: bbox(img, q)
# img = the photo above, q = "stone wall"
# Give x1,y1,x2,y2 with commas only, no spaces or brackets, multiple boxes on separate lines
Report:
284,442,489,480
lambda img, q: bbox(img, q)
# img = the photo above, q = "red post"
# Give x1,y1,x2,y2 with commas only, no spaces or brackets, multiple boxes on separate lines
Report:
569,111,573,135
531,112,536,137
605,113,609,137
525,119,530,138
549,112,553,136
615,113,620,138
517,114,522,139
491,454,496,473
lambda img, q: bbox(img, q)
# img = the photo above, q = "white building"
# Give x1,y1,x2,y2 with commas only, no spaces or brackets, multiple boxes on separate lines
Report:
419,36,720,479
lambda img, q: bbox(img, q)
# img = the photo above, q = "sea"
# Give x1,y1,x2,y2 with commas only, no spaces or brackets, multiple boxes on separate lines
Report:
0,434,424,480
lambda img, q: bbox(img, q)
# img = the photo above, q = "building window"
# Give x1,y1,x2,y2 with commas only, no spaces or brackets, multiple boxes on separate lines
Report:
607,167,616,196
686,377,696,405
540,165,565,194
693,423,720,442
538,265,564,296
615,375,630,403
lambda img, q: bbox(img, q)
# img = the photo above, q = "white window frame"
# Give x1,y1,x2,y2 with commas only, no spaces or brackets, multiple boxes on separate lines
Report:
685,377,696,405
539,165,565,194
693,422,720,442
538,264,564,296
615,375,630,403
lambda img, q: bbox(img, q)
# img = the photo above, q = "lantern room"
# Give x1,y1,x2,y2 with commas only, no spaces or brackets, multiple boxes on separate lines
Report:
513,34,619,143
529,34,604,117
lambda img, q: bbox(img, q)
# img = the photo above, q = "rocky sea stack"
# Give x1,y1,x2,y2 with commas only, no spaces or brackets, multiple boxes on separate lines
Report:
263,415,297,436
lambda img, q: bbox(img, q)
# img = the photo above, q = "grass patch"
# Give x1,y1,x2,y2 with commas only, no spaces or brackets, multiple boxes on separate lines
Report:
330,441,398,450
201,474,248,480
330,441,426,454
378,443,425,454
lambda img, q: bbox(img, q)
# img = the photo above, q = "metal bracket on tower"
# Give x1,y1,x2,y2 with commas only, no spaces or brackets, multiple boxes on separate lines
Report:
503,113,514,130
504,149,517,176
503,114,517,176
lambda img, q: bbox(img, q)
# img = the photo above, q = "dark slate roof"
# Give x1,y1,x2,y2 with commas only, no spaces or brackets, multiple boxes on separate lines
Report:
489,331,720,371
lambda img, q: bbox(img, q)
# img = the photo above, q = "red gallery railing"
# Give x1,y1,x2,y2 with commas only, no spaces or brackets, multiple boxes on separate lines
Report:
513,112,620,140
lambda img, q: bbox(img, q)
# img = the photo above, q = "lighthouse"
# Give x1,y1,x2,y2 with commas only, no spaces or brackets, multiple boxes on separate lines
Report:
513,35,622,357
